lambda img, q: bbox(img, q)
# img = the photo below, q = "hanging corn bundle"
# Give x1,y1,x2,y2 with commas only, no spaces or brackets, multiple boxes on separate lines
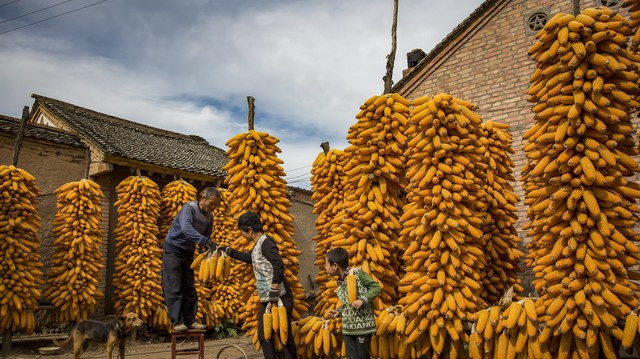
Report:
292,315,345,358
468,294,546,359
0,165,43,334
478,121,524,305
392,93,488,357
310,145,347,316
524,7,640,358
159,179,197,243
325,93,410,306
223,98,309,347
44,179,104,322
112,176,165,326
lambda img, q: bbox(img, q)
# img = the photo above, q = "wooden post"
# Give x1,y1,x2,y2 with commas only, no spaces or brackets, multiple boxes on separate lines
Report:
83,148,91,179
572,0,580,16
11,106,29,167
2,329,11,355
247,96,255,131
383,0,399,94
320,141,330,155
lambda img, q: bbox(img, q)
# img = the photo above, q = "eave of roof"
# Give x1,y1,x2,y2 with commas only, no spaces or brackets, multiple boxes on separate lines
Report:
0,114,85,148
31,94,228,178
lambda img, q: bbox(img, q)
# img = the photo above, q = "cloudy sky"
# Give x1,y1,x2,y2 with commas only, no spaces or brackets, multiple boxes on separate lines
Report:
0,0,483,189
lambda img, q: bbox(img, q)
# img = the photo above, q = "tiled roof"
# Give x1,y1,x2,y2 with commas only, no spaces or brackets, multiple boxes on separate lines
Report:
0,114,85,148
392,0,496,92
32,94,227,178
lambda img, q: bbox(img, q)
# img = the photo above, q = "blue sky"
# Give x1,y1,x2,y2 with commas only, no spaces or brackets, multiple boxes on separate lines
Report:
0,0,484,189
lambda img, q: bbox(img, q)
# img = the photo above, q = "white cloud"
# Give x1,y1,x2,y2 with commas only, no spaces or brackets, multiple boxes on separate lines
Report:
0,0,484,189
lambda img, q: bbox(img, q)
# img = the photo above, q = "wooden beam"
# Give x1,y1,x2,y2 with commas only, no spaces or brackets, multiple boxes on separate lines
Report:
83,148,91,179
247,96,255,131
11,106,29,167
383,0,399,94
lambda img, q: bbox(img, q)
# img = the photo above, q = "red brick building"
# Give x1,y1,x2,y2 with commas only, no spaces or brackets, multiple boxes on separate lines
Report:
393,0,627,292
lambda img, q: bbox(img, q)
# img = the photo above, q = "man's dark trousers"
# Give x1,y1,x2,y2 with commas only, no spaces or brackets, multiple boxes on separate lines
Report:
162,251,197,326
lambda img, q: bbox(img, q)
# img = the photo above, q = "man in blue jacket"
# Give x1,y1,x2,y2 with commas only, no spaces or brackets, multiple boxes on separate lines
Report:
163,187,220,332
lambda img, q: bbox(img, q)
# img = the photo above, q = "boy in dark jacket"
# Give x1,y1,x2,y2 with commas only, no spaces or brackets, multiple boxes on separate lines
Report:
326,247,380,359
219,212,296,359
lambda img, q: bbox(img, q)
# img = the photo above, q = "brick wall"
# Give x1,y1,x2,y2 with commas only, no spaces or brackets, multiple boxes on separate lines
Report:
397,0,624,294
288,188,319,294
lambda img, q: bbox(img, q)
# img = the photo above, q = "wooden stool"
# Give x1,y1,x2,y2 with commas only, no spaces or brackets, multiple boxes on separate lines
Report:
170,329,205,359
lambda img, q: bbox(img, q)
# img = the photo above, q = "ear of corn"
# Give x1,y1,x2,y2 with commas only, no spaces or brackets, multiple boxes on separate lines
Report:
263,303,272,340
44,179,104,322
346,273,357,303
278,303,288,344
112,176,164,325
0,165,42,334
525,7,640,358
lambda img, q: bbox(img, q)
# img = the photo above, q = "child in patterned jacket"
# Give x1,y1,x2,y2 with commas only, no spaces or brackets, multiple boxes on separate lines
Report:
326,247,380,359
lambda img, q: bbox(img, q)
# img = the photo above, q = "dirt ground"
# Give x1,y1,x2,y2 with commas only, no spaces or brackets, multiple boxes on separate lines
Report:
1,334,262,359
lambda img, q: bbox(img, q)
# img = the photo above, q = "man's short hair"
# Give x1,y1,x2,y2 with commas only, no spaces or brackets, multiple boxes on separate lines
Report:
326,247,349,270
201,187,220,199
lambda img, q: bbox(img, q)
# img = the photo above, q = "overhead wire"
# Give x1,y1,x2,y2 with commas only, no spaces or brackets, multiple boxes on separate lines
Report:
0,0,107,36
0,0,23,8
0,0,73,25
287,177,311,184
285,172,312,181
283,164,311,173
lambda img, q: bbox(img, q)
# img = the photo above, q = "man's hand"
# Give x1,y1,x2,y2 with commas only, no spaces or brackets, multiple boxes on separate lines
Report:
268,287,280,303
327,309,340,319
351,299,364,309
205,240,217,252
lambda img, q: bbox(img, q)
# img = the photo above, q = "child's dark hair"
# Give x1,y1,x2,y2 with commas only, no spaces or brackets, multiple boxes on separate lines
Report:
237,212,263,233
326,247,349,270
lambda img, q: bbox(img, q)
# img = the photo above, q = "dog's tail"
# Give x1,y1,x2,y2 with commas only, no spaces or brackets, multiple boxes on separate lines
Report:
52,336,73,347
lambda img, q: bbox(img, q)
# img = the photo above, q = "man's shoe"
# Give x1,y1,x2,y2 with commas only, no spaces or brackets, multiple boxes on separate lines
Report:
173,323,188,332
189,322,207,330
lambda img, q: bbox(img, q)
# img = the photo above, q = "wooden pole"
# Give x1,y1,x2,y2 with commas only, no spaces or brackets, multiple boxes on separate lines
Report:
2,329,11,355
247,96,255,131
572,0,580,16
320,141,330,155
383,0,399,94
11,106,29,167
83,148,91,180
